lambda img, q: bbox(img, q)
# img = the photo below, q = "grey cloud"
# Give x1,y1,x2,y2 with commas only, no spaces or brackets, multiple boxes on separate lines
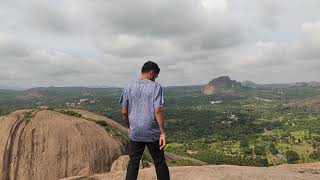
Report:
292,22,320,60
183,19,242,51
92,0,242,57
1,0,320,87
0,34,29,57
94,0,204,37
25,2,73,34
95,34,181,58
257,0,284,30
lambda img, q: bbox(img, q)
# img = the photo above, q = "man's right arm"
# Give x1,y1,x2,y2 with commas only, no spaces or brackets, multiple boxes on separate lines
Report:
154,84,166,150
119,85,130,135
121,106,129,128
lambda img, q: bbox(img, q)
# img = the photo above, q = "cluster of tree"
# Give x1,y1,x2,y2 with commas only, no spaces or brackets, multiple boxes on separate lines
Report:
193,150,269,167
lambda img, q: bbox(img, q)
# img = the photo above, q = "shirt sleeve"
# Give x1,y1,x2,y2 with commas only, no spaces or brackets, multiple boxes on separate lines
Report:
153,84,164,108
119,86,129,107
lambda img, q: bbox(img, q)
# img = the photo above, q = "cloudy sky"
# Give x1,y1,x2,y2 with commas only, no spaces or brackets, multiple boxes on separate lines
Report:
0,0,320,88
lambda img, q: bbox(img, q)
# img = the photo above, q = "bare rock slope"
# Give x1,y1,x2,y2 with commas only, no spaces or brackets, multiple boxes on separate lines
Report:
62,163,320,180
202,76,242,95
0,109,128,180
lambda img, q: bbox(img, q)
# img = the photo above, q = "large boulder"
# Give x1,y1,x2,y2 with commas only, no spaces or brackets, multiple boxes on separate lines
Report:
0,109,128,180
110,155,148,172
202,76,242,95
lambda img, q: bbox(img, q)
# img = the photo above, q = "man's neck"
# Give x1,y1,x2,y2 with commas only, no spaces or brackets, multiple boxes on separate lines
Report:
139,75,151,81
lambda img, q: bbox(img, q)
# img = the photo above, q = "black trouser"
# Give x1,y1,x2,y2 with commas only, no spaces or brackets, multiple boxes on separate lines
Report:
125,140,170,180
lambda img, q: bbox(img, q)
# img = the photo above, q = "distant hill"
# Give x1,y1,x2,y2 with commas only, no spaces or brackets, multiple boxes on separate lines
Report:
242,80,260,88
290,81,320,88
241,80,320,89
202,76,243,95
23,87,119,96
0,85,25,91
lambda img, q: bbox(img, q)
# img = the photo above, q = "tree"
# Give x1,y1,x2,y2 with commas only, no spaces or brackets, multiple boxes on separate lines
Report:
242,147,252,155
240,140,249,148
269,143,278,155
254,145,266,156
257,157,269,167
286,150,300,163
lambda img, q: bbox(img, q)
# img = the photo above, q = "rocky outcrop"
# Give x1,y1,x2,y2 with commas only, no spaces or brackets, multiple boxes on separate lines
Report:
61,163,320,180
202,76,242,95
202,83,216,95
110,155,145,172
0,109,128,180
110,155,131,172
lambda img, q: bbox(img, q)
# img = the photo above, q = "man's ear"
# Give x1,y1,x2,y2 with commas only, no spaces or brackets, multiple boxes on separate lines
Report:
149,70,155,77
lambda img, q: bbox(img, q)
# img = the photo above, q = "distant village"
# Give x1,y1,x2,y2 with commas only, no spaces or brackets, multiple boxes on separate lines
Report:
210,100,222,104
66,98,96,107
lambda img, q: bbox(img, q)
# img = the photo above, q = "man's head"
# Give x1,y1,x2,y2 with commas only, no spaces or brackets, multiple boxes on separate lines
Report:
141,61,160,81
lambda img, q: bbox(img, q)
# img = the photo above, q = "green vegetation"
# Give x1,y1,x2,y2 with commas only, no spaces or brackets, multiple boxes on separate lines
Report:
57,109,129,145
88,119,128,145
269,143,278,155
1,83,320,166
286,150,300,163
23,110,35,123
59,109,82,117
309,150,320,160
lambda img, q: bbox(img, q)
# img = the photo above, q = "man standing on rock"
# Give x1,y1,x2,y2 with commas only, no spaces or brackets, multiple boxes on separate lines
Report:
119,61,170,180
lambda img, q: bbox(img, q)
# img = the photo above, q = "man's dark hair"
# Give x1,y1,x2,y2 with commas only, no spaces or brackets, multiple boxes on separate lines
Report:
141,61,160,74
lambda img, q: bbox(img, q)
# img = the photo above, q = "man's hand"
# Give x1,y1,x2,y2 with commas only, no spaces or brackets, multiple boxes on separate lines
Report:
127,128,130,136
159,134,166,150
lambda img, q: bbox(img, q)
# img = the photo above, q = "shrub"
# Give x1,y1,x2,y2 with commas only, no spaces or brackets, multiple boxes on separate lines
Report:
286,150,300,163
59,110,82,118
309,150,320,160
269,143,278,155
254,145,266,156
242,147,253,155
240,140,249,148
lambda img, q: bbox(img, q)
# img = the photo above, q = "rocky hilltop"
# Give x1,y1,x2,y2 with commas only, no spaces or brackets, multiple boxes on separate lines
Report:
62,163,320,180
288,95,320,111
0,109,128,180
202,76,242,95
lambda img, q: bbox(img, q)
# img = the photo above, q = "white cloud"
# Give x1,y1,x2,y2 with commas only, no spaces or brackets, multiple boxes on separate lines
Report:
0,0,320,87
0,33,29,57
292,21,320,60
